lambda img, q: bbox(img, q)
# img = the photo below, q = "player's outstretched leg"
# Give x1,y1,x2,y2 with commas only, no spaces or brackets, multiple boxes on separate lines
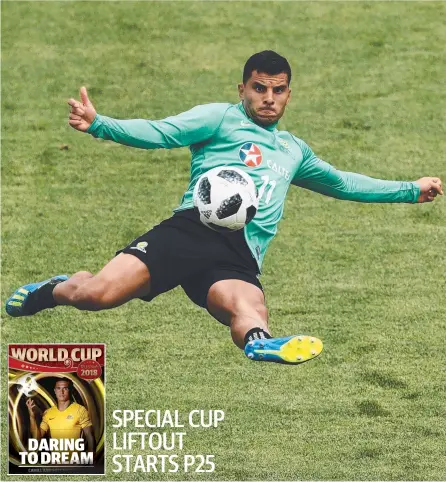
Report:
207,279,323,365
5,254,151,316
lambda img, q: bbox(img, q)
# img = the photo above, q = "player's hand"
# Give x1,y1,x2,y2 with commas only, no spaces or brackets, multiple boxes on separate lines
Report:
415,177,443,203
26,398,36,417
68,86,97,132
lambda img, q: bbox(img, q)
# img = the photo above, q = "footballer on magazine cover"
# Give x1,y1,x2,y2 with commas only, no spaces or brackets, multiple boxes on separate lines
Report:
8,343,105,475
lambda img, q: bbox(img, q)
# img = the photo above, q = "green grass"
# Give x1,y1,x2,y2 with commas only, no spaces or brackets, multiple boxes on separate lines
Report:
2,1,446,480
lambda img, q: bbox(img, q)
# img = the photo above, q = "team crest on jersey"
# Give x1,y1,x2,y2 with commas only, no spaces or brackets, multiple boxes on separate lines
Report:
278,138,290,151
239,142,263,167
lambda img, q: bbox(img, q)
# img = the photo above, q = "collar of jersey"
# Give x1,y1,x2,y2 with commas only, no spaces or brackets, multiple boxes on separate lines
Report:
237,102,278,132
56,401,74,412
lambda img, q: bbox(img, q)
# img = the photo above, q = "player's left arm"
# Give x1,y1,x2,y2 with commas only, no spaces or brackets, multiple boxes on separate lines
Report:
292,140,443,203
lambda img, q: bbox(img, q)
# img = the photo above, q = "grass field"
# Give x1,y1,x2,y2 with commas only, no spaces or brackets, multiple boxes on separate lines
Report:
2,1,446,480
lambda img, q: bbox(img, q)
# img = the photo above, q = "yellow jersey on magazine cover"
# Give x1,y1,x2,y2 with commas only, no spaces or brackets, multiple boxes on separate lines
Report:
41,402,92,440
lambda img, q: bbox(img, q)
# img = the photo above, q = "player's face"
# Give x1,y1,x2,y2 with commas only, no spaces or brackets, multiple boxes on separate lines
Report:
54,381,70,402
238,71,291,126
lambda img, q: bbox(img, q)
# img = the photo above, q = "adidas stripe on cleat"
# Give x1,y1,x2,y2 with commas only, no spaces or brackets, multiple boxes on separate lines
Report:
5,275,68,317
244,335,323,365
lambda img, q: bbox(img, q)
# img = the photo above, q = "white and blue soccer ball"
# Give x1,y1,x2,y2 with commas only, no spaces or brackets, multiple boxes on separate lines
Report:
193,166,258,231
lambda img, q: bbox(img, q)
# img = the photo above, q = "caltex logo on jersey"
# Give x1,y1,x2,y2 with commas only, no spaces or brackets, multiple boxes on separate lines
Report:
239,142,263,167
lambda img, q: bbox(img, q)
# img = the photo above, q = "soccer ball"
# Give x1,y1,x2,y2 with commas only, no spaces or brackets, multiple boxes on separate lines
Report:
193,166,258,231
16,374,38,397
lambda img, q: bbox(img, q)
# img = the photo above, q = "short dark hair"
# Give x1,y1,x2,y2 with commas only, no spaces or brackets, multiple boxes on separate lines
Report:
55,378,73,391
243,51,292,85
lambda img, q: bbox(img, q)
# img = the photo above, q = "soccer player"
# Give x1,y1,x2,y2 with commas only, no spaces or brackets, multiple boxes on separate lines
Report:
7,51,442,365
26,379,95,453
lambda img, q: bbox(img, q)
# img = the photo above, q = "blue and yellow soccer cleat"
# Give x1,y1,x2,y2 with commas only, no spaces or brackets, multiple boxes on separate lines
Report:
244,335,323,365
5,275,68,317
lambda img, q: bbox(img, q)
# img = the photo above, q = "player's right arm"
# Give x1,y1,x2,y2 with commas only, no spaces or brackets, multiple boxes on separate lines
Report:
68,87,229,149
26,399,47,440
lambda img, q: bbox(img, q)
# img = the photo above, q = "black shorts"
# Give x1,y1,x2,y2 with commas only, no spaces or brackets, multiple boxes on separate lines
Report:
117,208,262,308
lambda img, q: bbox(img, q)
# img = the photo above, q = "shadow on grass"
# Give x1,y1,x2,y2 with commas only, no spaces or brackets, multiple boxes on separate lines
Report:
362,370,408,389
357,400,390,417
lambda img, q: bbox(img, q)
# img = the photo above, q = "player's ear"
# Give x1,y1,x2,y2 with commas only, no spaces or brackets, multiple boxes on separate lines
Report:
238,83,245,100
286,89,291,105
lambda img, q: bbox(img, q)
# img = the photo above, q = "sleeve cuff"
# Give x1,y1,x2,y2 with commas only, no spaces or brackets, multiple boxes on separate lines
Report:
86,114,102,136
410,181,421,203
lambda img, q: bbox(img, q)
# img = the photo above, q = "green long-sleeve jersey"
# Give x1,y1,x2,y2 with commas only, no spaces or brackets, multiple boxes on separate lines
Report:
87,102,420,269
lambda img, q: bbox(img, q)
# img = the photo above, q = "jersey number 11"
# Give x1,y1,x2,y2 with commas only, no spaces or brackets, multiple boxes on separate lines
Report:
258,176,277,205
